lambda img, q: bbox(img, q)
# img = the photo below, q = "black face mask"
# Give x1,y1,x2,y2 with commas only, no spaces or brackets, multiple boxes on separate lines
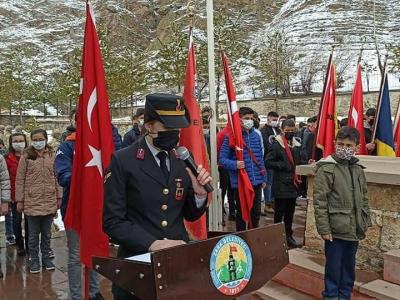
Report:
152,130,180,151
284,132,295,140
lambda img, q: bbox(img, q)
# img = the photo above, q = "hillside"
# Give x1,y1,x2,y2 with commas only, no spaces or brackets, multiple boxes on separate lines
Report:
0,0,399,108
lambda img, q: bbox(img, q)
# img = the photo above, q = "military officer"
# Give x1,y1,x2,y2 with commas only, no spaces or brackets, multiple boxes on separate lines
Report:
103,93,212,300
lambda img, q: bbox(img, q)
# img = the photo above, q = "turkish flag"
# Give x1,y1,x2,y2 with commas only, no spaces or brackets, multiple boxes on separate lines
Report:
180,29,209,240
316,62,337,157
348,64,367,154
64,1,114,268
221,50,254,226
395,104,400,157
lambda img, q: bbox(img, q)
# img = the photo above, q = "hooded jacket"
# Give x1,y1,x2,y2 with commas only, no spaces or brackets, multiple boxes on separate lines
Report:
15,149,62,216
219,128,267,188
313,155,372,241
55,133,75,220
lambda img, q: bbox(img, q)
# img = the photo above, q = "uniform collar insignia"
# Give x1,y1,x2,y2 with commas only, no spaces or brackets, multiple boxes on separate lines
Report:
136,148,145,160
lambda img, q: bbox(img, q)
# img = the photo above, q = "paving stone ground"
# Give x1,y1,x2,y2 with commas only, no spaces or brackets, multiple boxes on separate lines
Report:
0,200,307,300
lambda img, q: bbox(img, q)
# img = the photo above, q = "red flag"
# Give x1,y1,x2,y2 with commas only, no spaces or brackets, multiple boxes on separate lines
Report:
394,104,400,157
221,50,254,226
230,245,238,253
180,29,209,240
316,62,337,157
64,1,114,268
348,64,367,155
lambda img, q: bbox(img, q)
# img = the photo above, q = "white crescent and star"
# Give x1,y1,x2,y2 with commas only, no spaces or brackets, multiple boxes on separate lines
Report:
87,88,97,132
84,86,102,177
85,145,103,177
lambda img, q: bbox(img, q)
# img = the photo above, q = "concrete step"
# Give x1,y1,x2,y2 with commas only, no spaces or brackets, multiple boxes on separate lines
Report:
272,249,378,299
384,249,400,285
360,279,400,300
253,281,318,300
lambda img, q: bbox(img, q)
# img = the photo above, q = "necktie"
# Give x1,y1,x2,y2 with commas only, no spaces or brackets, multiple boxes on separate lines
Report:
156,151,169,180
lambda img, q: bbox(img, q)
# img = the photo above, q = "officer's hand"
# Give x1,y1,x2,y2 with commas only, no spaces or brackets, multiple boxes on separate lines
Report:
149,239,186,252
186,165,212,197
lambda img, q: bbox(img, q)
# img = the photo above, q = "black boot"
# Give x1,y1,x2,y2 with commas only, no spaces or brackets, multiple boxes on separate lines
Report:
287,236,301,248
0,265,3,278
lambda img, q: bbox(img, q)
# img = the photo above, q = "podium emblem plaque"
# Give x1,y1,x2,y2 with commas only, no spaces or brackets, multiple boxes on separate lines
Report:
210,235,253,296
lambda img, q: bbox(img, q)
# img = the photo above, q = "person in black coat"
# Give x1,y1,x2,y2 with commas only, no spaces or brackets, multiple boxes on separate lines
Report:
364,107,377,155
260,111,281,214
122,108,145,148
103,93,212,300
265,119,307,248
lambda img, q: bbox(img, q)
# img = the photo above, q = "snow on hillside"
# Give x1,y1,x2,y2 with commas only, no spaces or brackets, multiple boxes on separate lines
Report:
0,0,399,103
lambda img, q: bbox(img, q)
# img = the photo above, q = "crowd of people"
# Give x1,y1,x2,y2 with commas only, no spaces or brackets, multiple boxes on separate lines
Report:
0,99,377,300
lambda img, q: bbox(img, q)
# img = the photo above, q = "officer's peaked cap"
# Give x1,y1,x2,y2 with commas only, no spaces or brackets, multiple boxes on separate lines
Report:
144,93,190,128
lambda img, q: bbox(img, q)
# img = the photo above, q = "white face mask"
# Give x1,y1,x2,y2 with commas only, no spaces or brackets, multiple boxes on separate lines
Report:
12,142,25,152
270,120,278,128
242,119,254,130
32,141,46,150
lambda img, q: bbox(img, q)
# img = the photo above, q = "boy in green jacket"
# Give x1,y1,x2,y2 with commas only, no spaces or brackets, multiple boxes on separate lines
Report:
314,127,371,300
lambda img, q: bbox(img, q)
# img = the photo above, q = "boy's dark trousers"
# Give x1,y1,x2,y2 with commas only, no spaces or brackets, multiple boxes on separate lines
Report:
234,184,262,231
218,166,235,217
273,198,296,238
323,239,358,300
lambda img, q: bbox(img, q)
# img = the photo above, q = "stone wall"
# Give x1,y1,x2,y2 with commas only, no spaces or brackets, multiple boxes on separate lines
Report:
230,90,400,117
111,90,400,119
298,156,400,273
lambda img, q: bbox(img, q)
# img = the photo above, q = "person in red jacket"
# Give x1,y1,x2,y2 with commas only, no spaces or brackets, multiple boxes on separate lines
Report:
5,133,28,256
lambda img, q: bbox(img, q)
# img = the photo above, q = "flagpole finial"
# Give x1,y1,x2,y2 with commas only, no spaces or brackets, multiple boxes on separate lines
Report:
187,1,195,27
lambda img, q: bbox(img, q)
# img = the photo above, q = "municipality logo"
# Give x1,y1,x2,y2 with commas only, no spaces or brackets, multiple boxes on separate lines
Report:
210,235,253,296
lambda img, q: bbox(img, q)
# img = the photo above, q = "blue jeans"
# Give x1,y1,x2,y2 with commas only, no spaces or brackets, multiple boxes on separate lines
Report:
66,229,100,300
323,239,358,300
263,169,274,204
5,211,14,238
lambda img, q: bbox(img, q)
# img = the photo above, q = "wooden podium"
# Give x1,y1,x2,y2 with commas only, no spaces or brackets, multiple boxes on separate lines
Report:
93,223,289,299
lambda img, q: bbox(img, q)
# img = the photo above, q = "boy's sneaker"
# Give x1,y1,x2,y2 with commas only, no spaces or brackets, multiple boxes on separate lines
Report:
29,259,41,274
48,249,55,259
6,236,16,246
42,258,56,271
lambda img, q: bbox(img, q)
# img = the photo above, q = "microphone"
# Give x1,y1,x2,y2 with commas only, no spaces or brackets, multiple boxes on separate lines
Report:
175,146,214,193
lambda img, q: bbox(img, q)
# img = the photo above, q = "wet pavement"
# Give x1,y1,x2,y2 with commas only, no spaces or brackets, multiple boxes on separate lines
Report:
0,200,307,300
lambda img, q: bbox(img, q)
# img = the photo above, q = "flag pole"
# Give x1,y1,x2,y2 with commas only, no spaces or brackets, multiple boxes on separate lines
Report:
206,0,222,231
372,56,388,142
312,47,334,160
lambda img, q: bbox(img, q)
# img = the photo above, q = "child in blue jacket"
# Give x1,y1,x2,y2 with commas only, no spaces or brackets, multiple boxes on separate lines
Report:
219,107,267,231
